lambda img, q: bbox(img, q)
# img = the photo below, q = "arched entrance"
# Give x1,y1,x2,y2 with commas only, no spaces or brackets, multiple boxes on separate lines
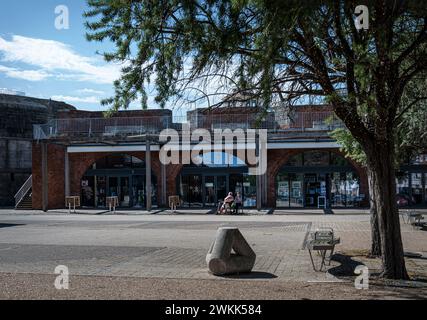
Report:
275,150,363,208
177,152,257,208
80,153,157,208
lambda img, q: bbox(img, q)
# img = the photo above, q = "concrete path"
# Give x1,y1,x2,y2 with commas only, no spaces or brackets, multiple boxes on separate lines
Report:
0,210,426,299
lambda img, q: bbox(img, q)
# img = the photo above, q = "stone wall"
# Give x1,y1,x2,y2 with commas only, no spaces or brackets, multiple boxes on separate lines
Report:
0,94,75,206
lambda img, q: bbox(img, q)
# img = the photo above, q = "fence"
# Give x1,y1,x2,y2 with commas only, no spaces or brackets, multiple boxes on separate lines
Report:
33,111,343,140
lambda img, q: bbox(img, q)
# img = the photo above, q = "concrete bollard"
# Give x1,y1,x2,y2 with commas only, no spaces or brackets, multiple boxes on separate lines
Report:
206,227,256,276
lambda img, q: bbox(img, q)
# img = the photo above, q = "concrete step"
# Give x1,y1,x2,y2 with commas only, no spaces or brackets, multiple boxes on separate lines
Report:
15,193,32,210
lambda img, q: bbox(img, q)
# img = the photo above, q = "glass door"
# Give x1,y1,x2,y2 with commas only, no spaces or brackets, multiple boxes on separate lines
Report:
119,176,130,207
108,177,119,198
305,173,319,207
216,175,227,204
204,176,216,207
132,175,145,208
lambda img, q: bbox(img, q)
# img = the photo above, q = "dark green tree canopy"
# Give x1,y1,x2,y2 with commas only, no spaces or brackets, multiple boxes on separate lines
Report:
85,1,426,132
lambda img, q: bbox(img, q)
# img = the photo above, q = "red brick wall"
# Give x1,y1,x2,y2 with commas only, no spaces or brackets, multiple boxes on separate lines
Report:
32,142,66,209
32,142,42,209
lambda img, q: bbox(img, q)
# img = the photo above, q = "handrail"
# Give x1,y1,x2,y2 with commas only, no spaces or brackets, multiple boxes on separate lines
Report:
14,175,32,208
32,111,343,140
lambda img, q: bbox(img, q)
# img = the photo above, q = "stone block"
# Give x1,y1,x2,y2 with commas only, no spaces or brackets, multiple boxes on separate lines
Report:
206,227,256,276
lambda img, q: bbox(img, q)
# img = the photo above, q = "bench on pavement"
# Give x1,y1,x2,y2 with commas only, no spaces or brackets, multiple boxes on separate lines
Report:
306,227,340,271
106,196,119,212
65,196,80,214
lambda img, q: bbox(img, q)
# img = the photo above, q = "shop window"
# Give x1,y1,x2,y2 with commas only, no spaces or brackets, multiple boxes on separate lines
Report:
286,153,303,166
411,173,423,205
304,151,330,166
276,172,290,207
289,173,304,207
396,172,410,207
95,154,145,169
243,174,257,207
410,154,427,165
425,173,427,205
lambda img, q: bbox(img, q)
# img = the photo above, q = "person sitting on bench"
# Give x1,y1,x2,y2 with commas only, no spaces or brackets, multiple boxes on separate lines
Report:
218,192,234,215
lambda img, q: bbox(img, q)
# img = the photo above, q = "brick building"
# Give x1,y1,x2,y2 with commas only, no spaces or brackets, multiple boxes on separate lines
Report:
22,103,427,211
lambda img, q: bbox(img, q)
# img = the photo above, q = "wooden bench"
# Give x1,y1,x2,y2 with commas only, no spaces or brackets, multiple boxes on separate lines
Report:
169,195,180,212
65,196,80,214
106,196,119,212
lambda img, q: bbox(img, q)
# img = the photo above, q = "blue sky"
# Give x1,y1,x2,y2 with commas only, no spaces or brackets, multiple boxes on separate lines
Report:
0,0,166,111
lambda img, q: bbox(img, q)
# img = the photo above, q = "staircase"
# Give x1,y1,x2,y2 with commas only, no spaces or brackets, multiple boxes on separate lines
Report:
16,192,32,210
15,175,32,210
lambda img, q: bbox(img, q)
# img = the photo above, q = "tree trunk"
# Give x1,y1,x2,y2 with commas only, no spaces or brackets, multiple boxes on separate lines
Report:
367,167,382,257
365,141,409,280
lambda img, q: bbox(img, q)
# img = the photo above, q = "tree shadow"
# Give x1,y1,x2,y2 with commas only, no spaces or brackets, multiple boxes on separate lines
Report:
217,271,278,279
404,252,427,260
327,253,367,277
0,223,25,229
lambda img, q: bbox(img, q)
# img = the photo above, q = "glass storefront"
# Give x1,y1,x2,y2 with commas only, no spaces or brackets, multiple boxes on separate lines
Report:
276,151,361,208
411,173,423,205
395,154,427,207
178,152,256,208
396,170,427,207
81,154,157,208
425,173,427,205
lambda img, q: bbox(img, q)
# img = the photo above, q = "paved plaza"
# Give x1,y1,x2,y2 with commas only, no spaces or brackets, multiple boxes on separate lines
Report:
0,209,426,299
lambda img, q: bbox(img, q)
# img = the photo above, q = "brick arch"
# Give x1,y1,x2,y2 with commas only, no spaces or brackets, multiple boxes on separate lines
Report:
69,152,162,204
266,148,368,207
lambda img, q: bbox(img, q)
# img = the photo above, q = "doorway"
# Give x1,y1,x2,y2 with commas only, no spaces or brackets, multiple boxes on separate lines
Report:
203,175,228,207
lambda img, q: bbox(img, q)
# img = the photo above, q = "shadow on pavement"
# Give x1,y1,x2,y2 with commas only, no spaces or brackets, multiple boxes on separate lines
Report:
327,253,366,277
218,271,278,280
0,223,25,229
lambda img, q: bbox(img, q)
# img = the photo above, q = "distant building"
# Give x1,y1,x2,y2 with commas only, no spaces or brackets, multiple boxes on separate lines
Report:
0,94,75,207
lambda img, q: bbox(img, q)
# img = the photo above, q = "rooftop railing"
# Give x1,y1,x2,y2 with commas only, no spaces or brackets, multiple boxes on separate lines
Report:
33,111,343,140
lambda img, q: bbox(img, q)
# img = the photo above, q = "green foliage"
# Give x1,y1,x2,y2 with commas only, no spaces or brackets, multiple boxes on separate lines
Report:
332,71,427,166
330,127,367,165
84,0,427,133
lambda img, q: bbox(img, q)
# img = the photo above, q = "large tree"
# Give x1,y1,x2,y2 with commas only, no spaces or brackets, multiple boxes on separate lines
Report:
332,72,427,257
85,0,427,279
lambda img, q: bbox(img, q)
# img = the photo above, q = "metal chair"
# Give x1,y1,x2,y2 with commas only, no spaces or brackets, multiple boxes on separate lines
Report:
306,227,340,271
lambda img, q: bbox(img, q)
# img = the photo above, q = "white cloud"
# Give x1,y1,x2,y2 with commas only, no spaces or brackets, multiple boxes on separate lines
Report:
51,95,101,104
77,88,105,95
0,35,121,84
0,64,50,81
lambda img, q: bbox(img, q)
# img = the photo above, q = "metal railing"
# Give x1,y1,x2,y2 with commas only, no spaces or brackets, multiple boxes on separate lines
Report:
14,175,32,208
33,111,343,140
34,115,173,140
